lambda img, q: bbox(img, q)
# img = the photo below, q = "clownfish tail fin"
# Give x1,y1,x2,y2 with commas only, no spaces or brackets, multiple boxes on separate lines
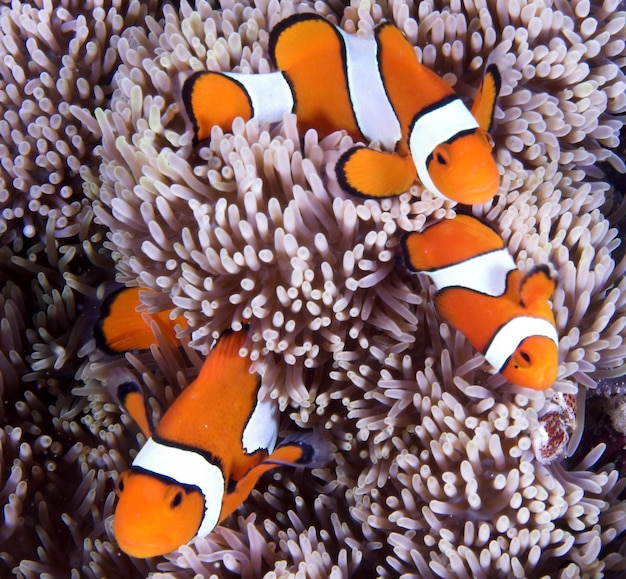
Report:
337,146,416,198
94,287,186,355
94,287,153,354
519,265,556,306
471,63,501,133
265,429,334,469
182,71,254,145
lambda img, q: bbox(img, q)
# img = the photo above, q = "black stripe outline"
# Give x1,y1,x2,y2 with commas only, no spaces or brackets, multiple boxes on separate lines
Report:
425,127,479,168
240,375,272,456
482,63,502,132
481,317,548,372
152,432,224,473
130,464,205,498
93,286,128,355
373,21,406,154
410,93,460,126
335,145,371,199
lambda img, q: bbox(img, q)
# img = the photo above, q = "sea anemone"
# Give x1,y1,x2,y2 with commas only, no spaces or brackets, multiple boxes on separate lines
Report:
1,0,626,577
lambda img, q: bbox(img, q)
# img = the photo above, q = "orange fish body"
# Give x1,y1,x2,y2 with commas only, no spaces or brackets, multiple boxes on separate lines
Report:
402,215,559,390
97,289,325,558
182,13,501,204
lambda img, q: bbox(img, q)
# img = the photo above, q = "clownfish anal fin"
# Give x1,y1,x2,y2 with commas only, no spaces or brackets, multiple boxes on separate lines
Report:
519,265,556,307
337,147,416,198
471,63,501,133
117,380,152,438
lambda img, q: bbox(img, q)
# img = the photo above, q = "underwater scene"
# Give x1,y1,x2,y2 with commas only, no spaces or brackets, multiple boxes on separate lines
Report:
1,0,625,577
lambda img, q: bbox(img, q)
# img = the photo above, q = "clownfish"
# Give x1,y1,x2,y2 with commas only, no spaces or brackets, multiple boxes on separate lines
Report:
96,288,329,558
402,215,559,390
182,13,501,204
94,286,188,354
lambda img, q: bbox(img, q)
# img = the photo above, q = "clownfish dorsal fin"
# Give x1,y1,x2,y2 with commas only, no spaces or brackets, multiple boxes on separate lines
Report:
269,14,337,74
94,287,187,354
471,64,501,133
519,265,556,307
336,147,417,198
117,380,152,438
196,327,253,387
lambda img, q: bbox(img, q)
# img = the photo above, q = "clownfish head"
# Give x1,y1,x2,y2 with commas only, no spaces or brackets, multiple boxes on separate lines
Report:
113,470,205,558
501,335,559,390
427,129,500,205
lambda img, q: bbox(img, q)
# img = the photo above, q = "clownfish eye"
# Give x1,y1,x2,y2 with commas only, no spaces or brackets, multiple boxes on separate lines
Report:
512,348,533,369
171,491,183,509
116,474,126,495
432,144,451,167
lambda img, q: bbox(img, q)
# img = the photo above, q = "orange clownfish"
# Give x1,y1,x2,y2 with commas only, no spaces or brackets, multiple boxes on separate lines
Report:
182,13,501,204
94,286,189,354
402,215,559,390
96,288,328,558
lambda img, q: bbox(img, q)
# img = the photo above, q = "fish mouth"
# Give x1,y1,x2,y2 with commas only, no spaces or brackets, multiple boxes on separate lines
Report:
461,175,500,203
434,171,500,204
115,533,176,559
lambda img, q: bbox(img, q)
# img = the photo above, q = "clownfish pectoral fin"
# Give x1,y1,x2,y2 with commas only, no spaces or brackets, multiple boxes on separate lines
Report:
471,64,501,133
519,265,556,306
182,71,254,145
117,380,153,438
265,429,333,469
337,147,416,198
94,287,187,354
220,429,332,522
